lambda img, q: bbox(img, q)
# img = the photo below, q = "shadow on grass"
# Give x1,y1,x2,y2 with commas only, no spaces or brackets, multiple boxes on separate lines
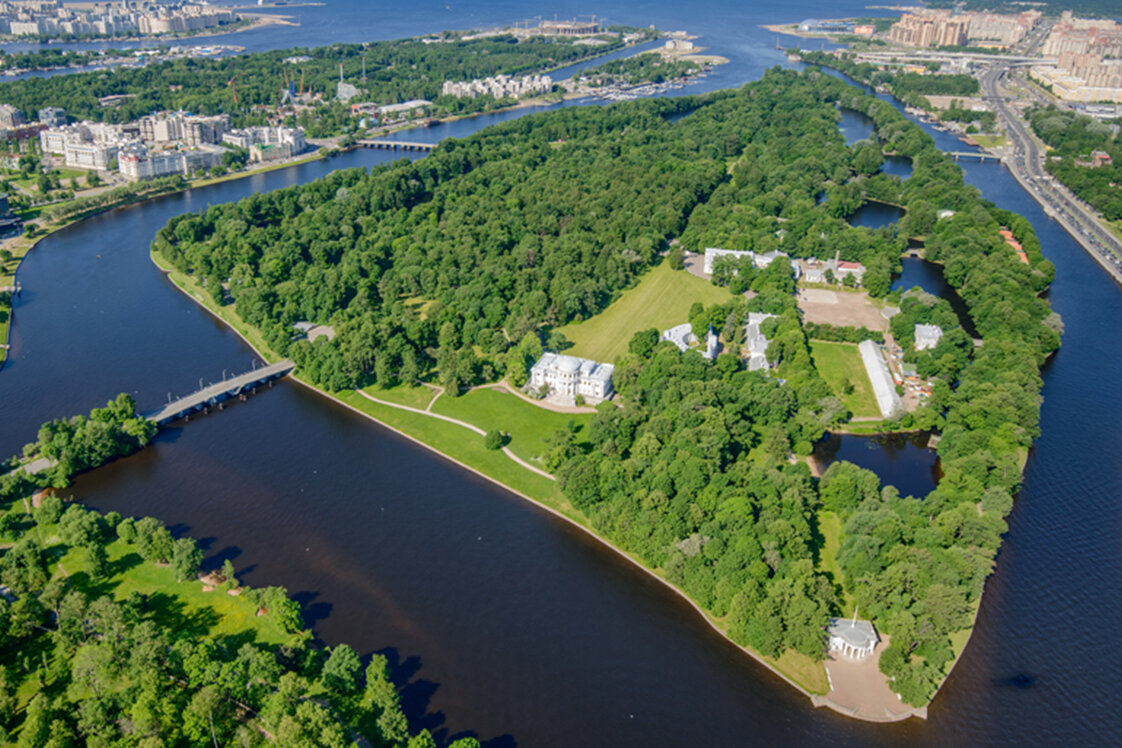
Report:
145,591,219,639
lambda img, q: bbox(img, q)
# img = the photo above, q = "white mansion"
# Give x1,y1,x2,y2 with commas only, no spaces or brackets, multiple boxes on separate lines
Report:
529,352,614,403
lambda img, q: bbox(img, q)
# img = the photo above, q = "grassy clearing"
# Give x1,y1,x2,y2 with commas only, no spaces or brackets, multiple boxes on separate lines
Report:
815,509,855,615
362,382,438,410
432,387,591,464
810,340,879,419
336,388,584,517
557,262,734,363
771,650,830,694
970,134,1006,149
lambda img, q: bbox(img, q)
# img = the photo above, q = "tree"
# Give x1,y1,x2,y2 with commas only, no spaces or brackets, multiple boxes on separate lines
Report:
171,537,203,582
87,542,109,581
484,429,503,450
34,494,63,525
628,328,660,359
85,171,100,188
321,644,362,694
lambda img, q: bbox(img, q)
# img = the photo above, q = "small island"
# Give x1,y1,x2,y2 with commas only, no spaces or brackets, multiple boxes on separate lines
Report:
146,67,1056,720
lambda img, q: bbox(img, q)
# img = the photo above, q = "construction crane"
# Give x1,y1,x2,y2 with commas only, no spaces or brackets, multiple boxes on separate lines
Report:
299,68,305,95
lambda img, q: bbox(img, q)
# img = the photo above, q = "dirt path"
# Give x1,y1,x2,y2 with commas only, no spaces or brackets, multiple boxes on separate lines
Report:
357,389,556,481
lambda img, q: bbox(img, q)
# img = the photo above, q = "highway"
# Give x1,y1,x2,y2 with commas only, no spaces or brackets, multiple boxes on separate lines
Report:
979,61,1122,285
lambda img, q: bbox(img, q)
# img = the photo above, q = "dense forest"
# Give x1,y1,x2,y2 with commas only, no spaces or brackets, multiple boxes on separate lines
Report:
0,33,632,128
797,51,980,111
0,396,480,746
1027,105,1122,221
578,52,701,86
152,68,1057,706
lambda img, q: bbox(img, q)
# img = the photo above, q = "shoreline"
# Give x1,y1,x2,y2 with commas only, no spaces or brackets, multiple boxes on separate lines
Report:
0,147,332,370
147,245,931,723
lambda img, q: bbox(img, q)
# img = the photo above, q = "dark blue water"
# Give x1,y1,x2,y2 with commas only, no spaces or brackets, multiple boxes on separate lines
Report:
881,155,912,179
4,1,1122,746
849,201,905,229
813,432,939,500
839,106,875,146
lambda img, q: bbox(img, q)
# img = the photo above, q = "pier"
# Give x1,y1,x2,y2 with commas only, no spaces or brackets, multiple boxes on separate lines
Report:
143,360,295,426
357,139,435,151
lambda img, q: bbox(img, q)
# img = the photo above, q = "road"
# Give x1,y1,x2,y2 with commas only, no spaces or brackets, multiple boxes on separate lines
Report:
979,62,1122,285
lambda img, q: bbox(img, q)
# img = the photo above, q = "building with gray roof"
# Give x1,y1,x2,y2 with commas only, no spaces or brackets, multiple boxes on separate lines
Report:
827,616,879,660
529,352,614,403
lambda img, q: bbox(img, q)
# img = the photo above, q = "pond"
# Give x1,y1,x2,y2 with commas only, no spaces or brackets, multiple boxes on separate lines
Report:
812,431,941,499
892,256,979,338
838,106,875,147
880,154,913,179
848,201,905,230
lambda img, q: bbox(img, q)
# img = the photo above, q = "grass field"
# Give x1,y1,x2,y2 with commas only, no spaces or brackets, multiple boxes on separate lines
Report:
362,382,439,410
815,509,855,616
432,387,591,464
810,340,879,419
970,134,1006,149
557,262,734,363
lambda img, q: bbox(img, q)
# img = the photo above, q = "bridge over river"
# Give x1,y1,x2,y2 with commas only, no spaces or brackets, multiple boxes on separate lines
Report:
356,139,435,151
143,360,294,426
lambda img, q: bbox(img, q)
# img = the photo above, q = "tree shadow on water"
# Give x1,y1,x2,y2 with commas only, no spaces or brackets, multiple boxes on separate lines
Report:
291,589,332,629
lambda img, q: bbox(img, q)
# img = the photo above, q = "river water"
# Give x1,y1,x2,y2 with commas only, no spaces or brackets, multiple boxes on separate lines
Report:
3,1,1121,745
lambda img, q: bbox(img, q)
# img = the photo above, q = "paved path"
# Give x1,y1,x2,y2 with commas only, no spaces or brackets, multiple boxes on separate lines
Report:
815,636,926,722
357,389,556,481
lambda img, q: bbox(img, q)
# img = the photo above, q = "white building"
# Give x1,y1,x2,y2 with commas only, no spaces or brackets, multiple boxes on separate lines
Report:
703,247,801,279
40,121,126,171
529,352,614,403
745,312,775,372
662,323,720,360
221,126,305,154
858,340,904,419
827,616,878,660
915,324,943,351
800,253,866,285
117,142,223,180
442,74,553,99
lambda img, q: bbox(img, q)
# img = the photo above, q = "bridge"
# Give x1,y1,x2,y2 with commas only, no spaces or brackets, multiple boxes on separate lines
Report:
143,360,295,426
357,139,435,151
947,151,1002,163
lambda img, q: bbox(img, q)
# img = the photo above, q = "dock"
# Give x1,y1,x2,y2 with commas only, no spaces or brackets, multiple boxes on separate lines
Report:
143,360,295,426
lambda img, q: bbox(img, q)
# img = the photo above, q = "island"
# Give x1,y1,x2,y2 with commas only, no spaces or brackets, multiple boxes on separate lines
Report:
146,68,1057,719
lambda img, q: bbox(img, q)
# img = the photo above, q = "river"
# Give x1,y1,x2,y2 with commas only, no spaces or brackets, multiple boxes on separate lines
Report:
3,1,1121,745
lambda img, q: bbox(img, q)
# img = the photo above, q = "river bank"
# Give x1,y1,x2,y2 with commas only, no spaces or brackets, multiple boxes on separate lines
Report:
139,243,939,721
0,147,332,369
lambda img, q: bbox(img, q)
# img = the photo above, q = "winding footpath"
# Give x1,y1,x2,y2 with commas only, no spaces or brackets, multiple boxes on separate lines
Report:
357,387,556,481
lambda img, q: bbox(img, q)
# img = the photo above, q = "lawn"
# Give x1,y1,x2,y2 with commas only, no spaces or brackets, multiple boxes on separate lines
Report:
362,382,438,410
815,509,855,615
556,261,734,363
810,340,880,419
335,389,582,521
432,387,591,464
970,134,1006,149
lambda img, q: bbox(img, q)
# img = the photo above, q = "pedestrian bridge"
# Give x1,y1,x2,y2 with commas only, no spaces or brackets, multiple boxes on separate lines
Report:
357,139,435,151
143,360,295,426
947,151,1002,162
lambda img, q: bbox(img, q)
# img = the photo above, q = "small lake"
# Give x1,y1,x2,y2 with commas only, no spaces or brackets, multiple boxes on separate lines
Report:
838,106,875,147
848,201,904,230
813,431,940,499
880,154,912,179
892,256,979,337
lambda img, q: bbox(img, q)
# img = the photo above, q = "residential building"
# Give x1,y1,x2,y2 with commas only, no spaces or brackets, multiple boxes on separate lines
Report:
37,107,65,127
221,125,305,155
529,352,614,403
745,312,775,372
800,254,867,285
442,74,553,99
662,323,720,360
0,104,25,129
703,247,801,278
138,111,230,146
914,324,943,351
888,10,968,48
118,142,223,180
